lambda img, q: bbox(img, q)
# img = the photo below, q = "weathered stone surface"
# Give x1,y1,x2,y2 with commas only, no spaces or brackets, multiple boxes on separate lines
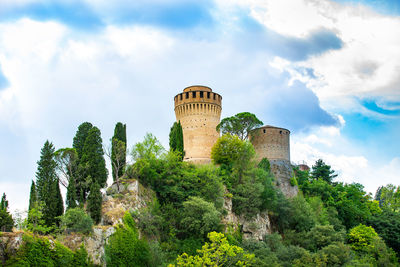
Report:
222,194,271,241
84,226,115,266
270,159,298,198
0,232,23,265
174,86,222,164
102,179,155,226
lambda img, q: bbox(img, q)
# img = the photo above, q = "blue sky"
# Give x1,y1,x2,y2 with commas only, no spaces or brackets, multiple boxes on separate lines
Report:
0,0,399,212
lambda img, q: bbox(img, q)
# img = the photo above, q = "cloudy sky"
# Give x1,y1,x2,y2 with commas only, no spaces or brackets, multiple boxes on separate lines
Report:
0,0,399,213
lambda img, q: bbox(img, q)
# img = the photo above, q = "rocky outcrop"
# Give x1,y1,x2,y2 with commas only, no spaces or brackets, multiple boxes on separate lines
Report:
270,159,298,198
102,179,155,226
222,193,271,241
0,232,23,265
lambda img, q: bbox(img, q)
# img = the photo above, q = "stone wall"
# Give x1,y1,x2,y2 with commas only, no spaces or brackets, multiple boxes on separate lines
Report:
251,125,290,162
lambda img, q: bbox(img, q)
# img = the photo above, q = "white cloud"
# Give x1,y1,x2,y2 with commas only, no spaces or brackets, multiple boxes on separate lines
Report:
292,124,399,194
235,0,400,113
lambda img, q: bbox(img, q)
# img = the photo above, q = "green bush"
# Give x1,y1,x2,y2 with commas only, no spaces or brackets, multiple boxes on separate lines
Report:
60,207,93,234
6,234,90,266
180,196,221,238
105,212,150,267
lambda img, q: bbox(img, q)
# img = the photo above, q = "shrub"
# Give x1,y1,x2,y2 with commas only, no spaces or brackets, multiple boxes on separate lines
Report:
105,212,150,267
60,207,93,234
6,234,89,266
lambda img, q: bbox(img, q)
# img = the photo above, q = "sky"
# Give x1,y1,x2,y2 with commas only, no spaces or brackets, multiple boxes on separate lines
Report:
0,0,399,213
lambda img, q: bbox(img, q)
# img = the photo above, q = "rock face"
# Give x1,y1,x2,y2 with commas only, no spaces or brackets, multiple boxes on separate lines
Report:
222,193,271,241
0,232,23,265
270,159,298,198
102,179,155,226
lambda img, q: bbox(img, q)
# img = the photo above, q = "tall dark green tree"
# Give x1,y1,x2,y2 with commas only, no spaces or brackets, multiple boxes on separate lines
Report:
0,193,13,232
73,122,94,161
73,122,93,200
111,122,127,179
36,140,62,226
54,179,64,222
80,127,108,190
169,121,184,160
66,176,77,210
86,180,102,224
28,180,37,211
311,159,337,184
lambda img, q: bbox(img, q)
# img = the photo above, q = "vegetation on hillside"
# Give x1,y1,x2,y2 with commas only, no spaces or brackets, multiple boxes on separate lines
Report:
1,118,400,266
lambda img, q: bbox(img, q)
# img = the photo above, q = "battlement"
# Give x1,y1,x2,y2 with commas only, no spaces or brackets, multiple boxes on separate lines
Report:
174,86,222,108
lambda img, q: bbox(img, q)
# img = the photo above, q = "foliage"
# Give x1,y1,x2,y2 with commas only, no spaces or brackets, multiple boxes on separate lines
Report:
105,212,151,267
169,121,184,160
111,122,127,179
54,147,78,188
287,195,317,232
28,180,37,212
6,233,90,266
290,175,298,186
26,202,53,234
132,133,165,162
0,193,13,232
180,196,221,238
375,184,400,212
172,232,255,266
216,112,263,140
59,207,93,234
231,171,264,219
66,174,78,209
348,224,379,252
86,180,102,224
72,122,93,202
311,159,337,184
368,209,400,255
132,200,164,240
79,126,108,190
257,158,270,172
35,140,63,227
211,134,255,176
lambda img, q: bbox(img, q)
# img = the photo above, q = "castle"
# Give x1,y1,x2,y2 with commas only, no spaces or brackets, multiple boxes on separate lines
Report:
174,85,290,164
174,85,298,197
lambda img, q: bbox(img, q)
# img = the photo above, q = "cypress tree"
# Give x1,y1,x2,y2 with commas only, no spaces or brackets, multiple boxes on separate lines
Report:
176,121,184,159
169,122,178,151
28,180,37,211
0,193,13,232
54,179,64,220
73,122,93,161
0,193,8,210
36,140,59,226
86,180,102,224
169,121,184,160
66,177,77,210
111,122,127,179
73,122,93,201
80,127,108,189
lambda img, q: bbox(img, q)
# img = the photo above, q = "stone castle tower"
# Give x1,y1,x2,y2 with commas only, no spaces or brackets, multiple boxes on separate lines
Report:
251,126,290,163
174,85,222,164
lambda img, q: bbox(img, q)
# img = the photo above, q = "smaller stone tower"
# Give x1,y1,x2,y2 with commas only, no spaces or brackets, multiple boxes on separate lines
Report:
174,85,222,164
251,125,290,163
251,125,298,197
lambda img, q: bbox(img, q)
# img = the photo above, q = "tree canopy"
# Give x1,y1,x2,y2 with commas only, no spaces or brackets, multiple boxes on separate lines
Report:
216,112,263,140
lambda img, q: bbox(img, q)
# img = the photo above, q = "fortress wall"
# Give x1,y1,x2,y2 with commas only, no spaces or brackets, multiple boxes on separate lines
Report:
174,86,222,163
251,126,290,163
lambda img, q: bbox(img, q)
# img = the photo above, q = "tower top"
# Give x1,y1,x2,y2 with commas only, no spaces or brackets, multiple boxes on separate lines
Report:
183,85,213,92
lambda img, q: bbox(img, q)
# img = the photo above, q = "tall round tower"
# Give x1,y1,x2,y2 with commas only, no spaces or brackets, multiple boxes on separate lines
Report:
251,125,290,163
174,85,222,164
